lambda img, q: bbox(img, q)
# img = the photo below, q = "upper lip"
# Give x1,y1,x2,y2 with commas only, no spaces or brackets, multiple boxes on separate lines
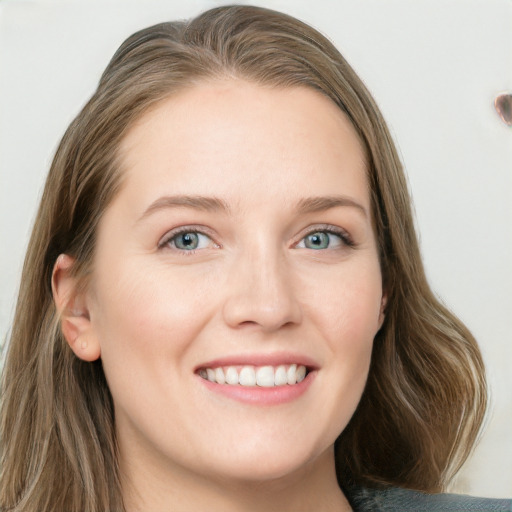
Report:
195,352,320,372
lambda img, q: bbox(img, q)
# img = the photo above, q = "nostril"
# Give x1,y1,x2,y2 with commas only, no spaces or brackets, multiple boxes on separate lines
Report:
222,294,302,332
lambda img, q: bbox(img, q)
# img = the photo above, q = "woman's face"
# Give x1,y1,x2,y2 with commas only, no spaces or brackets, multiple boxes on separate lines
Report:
86,81,385,485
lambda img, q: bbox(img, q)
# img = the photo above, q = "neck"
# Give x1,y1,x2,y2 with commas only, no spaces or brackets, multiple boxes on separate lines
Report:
121,447,352,512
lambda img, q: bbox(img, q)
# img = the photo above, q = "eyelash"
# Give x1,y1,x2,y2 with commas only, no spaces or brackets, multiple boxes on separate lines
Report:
157,224,355,253
158,226,218,254
296,225,355,250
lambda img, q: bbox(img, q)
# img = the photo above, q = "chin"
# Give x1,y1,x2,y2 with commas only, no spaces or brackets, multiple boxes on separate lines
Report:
196,438,332,486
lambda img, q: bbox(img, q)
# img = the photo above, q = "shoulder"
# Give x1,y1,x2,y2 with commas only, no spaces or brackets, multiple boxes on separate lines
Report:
346,486,512,512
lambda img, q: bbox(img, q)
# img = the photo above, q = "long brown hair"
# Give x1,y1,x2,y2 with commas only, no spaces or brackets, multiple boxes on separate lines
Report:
1,5,486,511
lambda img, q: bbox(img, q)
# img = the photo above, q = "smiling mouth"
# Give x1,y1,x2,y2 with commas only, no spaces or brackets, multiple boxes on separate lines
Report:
198,364,308,387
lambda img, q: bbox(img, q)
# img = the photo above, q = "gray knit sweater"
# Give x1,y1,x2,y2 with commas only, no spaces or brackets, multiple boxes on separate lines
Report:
347,487,512,511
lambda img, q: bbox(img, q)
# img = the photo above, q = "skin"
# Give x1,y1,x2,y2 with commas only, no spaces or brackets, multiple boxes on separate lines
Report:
54,80,386,512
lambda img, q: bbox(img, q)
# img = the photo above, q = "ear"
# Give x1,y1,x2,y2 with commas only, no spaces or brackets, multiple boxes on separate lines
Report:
52,254,101,362
378,292,388,330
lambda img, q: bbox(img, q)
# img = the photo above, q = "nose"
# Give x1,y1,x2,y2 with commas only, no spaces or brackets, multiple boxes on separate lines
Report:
222,246,303,332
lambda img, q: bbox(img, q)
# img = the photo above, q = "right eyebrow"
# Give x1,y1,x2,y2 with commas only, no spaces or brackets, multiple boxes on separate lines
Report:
137,195,230,222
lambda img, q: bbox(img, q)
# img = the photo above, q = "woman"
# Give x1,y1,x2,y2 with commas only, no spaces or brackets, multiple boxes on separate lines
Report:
1,5,510,512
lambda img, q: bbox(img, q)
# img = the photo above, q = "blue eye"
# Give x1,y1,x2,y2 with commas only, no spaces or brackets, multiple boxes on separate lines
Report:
297,230,344,250
166,231,212,251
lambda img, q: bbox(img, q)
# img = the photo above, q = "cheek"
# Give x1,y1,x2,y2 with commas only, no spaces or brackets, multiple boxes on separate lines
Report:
305,260,383,343
308,261,382,394
88,261,221,441
90,260,218,368
296,276,381,452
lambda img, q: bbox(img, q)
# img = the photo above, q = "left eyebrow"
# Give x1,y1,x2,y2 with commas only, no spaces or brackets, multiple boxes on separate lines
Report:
295,195,368,218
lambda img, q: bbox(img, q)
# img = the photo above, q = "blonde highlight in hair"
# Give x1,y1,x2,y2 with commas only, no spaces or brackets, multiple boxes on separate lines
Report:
1,5,486,511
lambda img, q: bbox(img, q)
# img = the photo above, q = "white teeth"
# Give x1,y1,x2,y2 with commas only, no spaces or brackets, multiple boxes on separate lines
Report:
214,367,225,385
239,366,256,386
256,366,275,387
274,365,288,386
287,364,297,385
200,364,308,387
225,366,239,385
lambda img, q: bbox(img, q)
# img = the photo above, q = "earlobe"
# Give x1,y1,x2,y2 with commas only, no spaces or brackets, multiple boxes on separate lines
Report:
378,292,388,329
52,254,101,362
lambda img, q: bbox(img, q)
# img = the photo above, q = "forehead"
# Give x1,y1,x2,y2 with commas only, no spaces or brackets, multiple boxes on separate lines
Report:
117,80,369,210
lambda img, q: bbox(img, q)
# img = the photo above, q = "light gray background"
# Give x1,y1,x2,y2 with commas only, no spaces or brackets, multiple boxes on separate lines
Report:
1,0,511,498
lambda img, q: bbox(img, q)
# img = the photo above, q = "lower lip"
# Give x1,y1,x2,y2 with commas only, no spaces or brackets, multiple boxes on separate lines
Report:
198,371,316,405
